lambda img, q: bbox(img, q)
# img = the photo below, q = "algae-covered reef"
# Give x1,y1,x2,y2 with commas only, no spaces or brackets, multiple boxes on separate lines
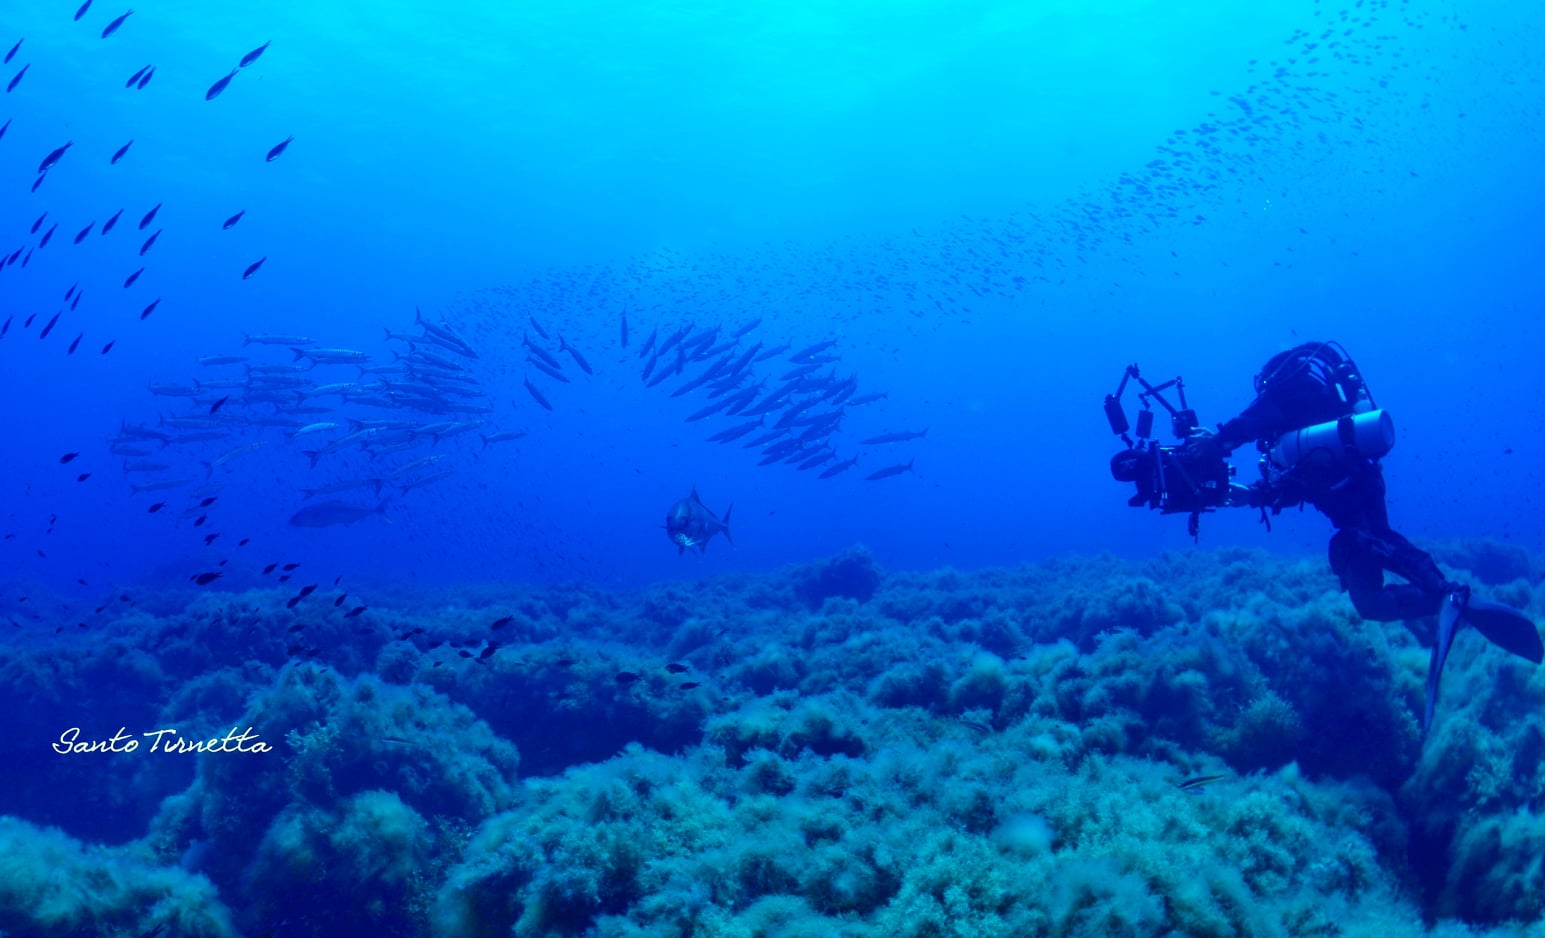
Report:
0,542,1541,936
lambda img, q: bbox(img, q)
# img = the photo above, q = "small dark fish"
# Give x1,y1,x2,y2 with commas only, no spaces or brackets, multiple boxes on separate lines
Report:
123,267,144,288
39,312,60,339
139,298,159,320
285,596,300,609
1176,774,1229,792
199,496,218,507
242,257,266,280
283,562,299,571
135,65,153,89
74,0,93,20
102,209,123,233
523,377,553,411
204,68,237,100
125,64,150,87
666,662,689,674
191,571,221,586
60,453,80,464
139,203,160,229
346,606,366,617
0,117,8,139
0,316,9,337
4,40,20,64
265,136,293,162
222,209,245,229
263,563,277,574
477,643,499,661
76,472,90,481
209,395,229,414
101,9,133,39
620,310,629,348
491,615,513,630
38,141,72,174
101,340,115,354
958,718,992,734
31,172,45,193
7,64,28,94
193,515,207,527
73,222,94,244
111,140,132,163
68,333,82,354
239,40,271,68
297,583,317,599
139,230,160,256
71,293,82,313
615,671,641,684
238,538,249,545
334,594,346,607
24,313,35,327
680,681,702,690
203,533,219,546
529,316,550,340
30,213,45,234
39,225,56,248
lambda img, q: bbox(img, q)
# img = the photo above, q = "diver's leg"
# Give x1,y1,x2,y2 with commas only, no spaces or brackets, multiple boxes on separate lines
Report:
1370,528,1454,597
1328,528,1443,624
1376,527,1542,661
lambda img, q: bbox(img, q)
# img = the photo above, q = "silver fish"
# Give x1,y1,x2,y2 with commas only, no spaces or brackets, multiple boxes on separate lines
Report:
664,486,734,555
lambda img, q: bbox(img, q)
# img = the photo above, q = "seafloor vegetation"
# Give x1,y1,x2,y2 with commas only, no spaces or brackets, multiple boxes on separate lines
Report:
1,541,1542,937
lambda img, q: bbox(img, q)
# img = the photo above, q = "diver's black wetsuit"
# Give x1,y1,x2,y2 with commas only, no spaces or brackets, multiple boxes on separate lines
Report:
1205,341,1455,623
1184,341,1540,734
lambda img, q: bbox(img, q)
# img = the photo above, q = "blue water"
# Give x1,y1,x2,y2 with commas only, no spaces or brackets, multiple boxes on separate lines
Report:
2,1,1544,935
2,0,1537,591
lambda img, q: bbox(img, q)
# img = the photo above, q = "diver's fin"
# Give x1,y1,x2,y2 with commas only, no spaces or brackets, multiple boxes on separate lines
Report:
1423,591,1465,736
1463,598,1544,664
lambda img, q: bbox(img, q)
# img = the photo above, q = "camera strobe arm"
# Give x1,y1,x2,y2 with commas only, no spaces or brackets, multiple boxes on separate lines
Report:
1105,364,1200,444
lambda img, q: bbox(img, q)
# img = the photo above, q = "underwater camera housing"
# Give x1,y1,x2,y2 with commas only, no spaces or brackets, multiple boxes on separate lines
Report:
1103,365,1242,537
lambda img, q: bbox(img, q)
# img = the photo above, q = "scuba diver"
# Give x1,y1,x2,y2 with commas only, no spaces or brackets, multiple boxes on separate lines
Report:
1106,341,1542,736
